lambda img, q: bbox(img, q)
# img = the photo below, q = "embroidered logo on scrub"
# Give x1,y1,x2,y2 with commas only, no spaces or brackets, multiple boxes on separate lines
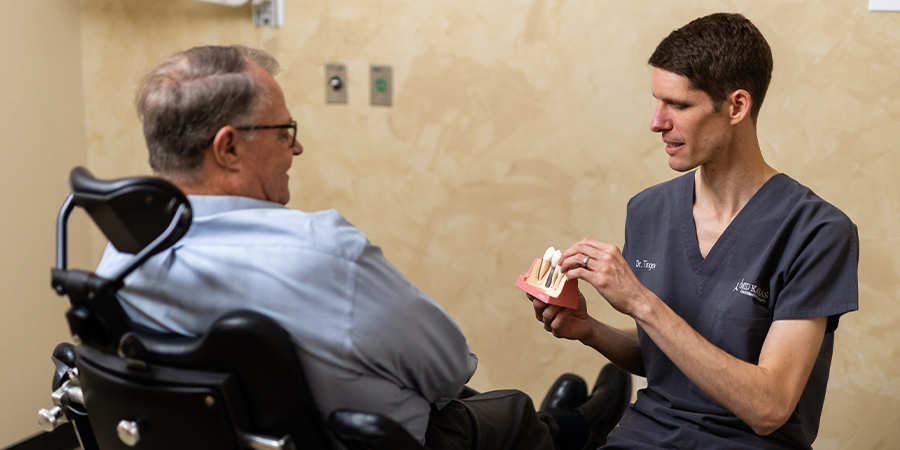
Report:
635,260,657,271
734,279,770,304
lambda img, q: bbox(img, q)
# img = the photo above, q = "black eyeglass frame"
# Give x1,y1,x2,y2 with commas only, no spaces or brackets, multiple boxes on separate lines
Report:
233,120,298,148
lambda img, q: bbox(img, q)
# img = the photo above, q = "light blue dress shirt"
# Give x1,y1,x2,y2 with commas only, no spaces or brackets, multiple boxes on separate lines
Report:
96,195,478,443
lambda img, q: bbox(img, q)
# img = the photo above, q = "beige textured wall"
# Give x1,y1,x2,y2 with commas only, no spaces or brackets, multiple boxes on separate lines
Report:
0,0,88,445
76,0,898,447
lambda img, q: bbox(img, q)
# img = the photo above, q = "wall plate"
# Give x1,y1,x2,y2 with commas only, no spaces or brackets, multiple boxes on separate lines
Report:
370,65,392,107
325,64,347,104
253,0,284,27
869,0,900,10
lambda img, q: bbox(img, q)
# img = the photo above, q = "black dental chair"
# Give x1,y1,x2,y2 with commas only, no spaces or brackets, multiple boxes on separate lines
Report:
37,167,424,450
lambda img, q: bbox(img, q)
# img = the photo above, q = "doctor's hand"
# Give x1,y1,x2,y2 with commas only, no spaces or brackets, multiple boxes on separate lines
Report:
528,290,595,342
558,238,651,318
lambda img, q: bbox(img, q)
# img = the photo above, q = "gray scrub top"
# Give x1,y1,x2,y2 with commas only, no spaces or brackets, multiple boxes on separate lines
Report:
606,172,858,449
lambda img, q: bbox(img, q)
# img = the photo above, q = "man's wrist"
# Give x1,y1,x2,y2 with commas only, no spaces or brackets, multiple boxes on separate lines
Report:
577,316,601,347
629,288,659,325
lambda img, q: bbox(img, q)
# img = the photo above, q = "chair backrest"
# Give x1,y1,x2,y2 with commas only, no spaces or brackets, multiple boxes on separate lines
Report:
75,310,334,450
53,167,192,353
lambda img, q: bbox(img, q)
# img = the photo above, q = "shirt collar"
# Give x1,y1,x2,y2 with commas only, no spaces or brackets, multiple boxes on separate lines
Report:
187,195,285,217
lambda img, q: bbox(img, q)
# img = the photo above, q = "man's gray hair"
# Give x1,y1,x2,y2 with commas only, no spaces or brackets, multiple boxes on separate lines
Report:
135,45,280,181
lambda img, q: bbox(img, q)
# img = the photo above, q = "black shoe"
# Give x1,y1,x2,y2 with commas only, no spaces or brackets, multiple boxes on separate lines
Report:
577,364,632,449
539,373,588,413
540,374,589,450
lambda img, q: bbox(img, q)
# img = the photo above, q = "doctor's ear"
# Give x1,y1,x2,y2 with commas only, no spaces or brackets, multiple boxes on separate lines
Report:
727,89,752,125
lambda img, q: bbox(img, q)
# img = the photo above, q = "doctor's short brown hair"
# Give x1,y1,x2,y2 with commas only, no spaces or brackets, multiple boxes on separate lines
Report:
649,13,773,123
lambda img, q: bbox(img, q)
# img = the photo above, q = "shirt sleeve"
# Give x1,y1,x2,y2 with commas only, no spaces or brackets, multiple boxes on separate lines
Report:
348,243,478,408
773,209,859,333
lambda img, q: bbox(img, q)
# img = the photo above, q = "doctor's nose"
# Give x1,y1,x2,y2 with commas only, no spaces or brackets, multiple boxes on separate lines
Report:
649,104,670,133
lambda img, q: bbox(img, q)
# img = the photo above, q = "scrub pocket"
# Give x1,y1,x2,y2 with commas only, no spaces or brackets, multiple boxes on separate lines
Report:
712,310,772,364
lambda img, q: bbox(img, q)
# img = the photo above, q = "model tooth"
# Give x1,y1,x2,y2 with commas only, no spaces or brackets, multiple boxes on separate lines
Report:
539,247,555,280
543,247,556,260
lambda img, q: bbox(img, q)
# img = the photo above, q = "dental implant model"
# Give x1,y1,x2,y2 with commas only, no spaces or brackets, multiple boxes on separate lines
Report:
516,246,578,309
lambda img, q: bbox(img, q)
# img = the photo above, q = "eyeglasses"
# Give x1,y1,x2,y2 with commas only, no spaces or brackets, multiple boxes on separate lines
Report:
234,120,298,148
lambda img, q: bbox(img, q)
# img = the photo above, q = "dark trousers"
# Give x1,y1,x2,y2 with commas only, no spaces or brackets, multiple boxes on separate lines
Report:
425,389,557,450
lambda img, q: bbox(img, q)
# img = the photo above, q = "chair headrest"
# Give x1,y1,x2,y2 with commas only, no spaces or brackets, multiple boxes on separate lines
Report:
69,167,191,255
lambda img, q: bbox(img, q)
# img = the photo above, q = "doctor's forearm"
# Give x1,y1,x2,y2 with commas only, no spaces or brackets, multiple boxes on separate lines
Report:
630,294,821,436
580,321,645,377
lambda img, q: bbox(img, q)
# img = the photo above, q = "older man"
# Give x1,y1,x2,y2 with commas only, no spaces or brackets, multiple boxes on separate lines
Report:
96,45,601,449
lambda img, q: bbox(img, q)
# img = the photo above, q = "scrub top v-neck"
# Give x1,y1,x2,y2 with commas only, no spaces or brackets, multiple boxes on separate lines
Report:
680,173,786,271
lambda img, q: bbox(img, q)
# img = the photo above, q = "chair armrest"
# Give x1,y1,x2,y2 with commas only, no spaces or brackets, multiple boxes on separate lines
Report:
327,409,427,450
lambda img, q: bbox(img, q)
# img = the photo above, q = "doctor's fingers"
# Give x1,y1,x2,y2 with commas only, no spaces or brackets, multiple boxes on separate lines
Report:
560,241,621,271
540,304,564,331
561,248,623,279
565,238,618,257
569,259,635,298
532,297,551,321
559,240,599,264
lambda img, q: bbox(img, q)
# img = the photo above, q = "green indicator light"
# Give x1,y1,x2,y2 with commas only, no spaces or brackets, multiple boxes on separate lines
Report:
375,78,387,93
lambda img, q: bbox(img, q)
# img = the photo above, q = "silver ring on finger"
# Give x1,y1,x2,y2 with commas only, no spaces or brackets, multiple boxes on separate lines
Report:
582,255,591,267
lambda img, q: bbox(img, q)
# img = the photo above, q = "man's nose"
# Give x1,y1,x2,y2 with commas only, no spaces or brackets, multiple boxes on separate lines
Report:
291,140,303,156
649,104,670,133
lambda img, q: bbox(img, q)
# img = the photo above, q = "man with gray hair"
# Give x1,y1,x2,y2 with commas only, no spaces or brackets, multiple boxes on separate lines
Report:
96,45,598,449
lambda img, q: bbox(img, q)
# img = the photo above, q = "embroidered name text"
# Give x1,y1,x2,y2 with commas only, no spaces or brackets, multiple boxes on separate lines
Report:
733,279,769,304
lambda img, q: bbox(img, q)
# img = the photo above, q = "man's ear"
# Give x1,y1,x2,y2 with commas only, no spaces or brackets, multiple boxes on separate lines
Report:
210,126,241,171
727,89,753,125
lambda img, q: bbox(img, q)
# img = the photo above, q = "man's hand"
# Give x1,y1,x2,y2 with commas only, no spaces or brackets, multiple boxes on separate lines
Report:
525,256,645,376
557,238,653,317
529,290,594,341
